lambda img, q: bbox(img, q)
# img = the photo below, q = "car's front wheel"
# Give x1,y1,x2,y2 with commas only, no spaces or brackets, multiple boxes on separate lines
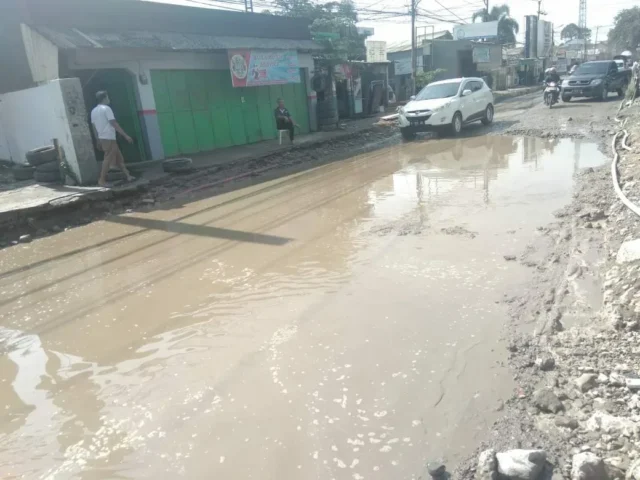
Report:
449,112,463,136
562,94,572,102
481,104,494,125
400,128,416,141
600,84,608,101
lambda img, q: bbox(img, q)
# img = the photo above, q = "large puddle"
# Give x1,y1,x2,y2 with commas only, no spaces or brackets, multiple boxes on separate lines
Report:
0,136,606,479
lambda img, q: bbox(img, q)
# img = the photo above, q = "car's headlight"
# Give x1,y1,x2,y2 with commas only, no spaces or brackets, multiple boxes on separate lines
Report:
591,78,602,85
398,106,406,115
562,79,569,86
431,103,449,113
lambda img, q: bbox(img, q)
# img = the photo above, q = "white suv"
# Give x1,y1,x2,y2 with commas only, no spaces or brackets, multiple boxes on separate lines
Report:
398,77,494,140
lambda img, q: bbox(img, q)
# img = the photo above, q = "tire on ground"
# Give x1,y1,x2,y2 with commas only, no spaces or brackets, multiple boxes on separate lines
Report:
35,160,60,173
26,146,57,166
163,157,193,173
481,104,494,125
34,169,62,184
12,165,35,181
106,170,127,182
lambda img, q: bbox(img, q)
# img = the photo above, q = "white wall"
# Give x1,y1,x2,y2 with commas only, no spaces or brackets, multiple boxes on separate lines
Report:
21,24,59,84
0,81,79,178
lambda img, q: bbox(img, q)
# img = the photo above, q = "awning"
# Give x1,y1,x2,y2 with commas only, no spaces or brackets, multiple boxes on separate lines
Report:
33,26,323,52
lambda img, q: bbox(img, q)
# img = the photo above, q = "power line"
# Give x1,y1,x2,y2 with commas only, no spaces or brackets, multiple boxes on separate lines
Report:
431,0,467,23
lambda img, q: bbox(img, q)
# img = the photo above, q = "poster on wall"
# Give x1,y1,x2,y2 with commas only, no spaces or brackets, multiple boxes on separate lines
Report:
472,46,491,63
228,49,300,87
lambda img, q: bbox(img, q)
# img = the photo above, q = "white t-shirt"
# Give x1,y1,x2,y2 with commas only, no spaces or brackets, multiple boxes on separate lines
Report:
90,104,116,140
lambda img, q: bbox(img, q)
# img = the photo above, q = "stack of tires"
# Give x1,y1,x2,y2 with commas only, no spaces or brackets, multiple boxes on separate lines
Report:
316,97,339,129
27,146,61,184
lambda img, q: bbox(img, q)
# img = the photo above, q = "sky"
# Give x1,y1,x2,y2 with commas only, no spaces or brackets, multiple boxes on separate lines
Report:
152,0,637,48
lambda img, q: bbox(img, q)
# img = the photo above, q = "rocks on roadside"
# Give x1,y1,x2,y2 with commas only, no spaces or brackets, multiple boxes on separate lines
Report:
496,449,546,480
426,461,447,479
555,416,579,430
535,354,556,371
18,234,32,243
626,458,640,479
532,388,564,414
571,452,607,480
576,373,599,393
504,255,517,261
476,449,497,480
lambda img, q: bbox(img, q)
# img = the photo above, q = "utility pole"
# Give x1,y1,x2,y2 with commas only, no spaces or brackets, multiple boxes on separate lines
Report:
244,0,253,13
411,0,417,95
536,0,546,19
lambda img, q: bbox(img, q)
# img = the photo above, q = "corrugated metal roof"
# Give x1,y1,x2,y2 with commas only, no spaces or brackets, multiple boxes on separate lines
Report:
33,26,323,51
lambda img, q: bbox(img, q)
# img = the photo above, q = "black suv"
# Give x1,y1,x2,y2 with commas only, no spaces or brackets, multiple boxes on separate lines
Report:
561,60,631,102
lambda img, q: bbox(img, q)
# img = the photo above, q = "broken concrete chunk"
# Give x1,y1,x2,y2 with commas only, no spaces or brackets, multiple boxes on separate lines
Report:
576,373,598,392
616,239,640,264
476,449,497,480
571,452,607,480
496,449,546,480
535,354,556,371
533,388,564,413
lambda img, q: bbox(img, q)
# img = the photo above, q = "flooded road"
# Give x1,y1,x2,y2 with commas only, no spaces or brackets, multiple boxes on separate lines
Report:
0,135,606,479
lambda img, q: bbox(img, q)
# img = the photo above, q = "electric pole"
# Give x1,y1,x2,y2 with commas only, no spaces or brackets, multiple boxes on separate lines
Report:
411,0,417,95
536,0,546,19
244,0,253,12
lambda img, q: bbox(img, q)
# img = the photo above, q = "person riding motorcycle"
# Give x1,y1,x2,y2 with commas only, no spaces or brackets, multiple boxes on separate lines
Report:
544,67,560,84
543,67,561,104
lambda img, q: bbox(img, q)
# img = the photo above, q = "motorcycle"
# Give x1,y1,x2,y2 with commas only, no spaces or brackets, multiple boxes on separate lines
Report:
543,82,560,108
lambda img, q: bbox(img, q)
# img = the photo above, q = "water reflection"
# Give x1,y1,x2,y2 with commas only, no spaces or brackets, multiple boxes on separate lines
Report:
0,136,607,479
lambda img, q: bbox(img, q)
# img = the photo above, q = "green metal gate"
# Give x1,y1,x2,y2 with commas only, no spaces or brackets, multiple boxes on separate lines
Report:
151,69,309,157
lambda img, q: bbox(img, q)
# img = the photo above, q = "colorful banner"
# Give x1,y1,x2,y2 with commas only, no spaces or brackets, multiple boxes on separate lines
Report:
228,49,300,88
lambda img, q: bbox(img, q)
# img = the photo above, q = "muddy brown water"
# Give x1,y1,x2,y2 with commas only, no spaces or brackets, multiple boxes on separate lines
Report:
0,136,606,479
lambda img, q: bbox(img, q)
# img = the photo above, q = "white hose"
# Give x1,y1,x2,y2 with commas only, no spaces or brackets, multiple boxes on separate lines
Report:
611,130,640,218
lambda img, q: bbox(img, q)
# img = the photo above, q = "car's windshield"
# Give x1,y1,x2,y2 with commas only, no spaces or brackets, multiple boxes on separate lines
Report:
414,82,461,100
573,63,609,75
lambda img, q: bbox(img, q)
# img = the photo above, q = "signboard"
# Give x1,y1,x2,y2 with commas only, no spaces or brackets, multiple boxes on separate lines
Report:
556,57,568,73
537,20,553,58
314,32,340,40
473,45,491,63
453,21,498,40
357,27,375,36
524,15,538,58
228,49,300,87
366,40,387,63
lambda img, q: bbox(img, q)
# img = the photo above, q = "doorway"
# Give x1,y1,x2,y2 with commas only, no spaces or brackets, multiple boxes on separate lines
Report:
76,69,146,163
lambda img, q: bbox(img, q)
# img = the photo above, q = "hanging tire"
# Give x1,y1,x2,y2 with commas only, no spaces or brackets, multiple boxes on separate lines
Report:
449,112,463,136
481,104,494,125
12,165,35,181
26,146,57,166
35,160,60,173
34,169,62,184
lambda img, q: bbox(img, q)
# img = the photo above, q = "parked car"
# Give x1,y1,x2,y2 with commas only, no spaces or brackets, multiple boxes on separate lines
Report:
397,77,494,140
561,60,631,102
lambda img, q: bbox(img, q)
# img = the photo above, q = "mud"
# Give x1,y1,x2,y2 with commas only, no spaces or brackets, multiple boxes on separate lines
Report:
0,127,611,479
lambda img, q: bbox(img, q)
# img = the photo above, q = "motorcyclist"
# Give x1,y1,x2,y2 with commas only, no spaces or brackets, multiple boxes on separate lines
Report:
544,67,560,84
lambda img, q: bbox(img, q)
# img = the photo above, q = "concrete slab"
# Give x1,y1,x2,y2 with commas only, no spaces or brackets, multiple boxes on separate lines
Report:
617,239,640,264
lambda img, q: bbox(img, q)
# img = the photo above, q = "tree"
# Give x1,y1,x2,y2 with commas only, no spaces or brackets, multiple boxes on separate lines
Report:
471,4,519,45
415,69,447,89
560,23,591,42
267,0,366,61
608,6,640,52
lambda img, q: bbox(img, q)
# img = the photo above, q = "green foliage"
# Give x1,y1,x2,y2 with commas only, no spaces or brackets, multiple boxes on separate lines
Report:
415,69,447,89
560,23,591,41
608,7,640,52
471,4,519,45
269,0,366,61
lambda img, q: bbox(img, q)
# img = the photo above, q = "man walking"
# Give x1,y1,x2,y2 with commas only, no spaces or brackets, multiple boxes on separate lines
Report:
274,98,299,143
90,90,135,187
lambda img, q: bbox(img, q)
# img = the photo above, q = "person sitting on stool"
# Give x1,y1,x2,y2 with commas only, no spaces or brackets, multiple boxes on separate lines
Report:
274,98,299,143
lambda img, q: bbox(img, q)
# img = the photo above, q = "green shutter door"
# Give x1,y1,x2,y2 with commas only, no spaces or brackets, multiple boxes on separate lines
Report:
150,67,310,156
